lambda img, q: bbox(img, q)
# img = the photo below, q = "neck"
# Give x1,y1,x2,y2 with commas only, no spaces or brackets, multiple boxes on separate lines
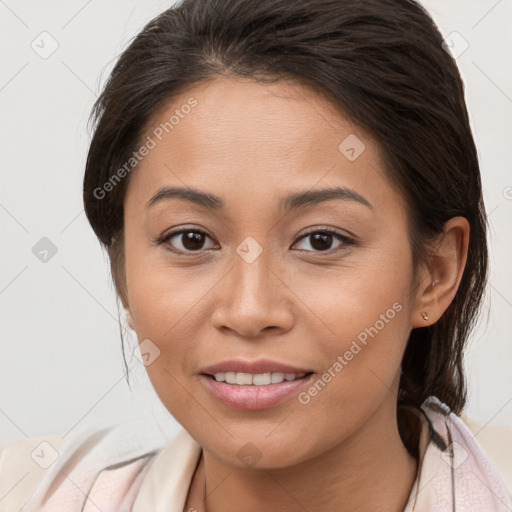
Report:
188,400,419,512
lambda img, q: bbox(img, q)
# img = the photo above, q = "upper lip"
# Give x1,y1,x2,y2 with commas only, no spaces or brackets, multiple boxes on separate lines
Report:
200,359,313,375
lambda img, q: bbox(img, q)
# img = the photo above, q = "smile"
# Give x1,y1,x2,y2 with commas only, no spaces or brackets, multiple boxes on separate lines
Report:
201,372,314,410
209,371,308,385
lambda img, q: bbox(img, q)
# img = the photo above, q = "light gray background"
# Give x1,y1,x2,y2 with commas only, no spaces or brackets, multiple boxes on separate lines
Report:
1,0,511,449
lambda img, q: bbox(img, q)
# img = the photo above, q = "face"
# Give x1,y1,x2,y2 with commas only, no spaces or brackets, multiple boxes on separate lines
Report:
123,76,420,469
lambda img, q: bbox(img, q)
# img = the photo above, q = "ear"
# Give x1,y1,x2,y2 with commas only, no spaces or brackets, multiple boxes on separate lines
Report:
411,216,470,328
124,307,135,330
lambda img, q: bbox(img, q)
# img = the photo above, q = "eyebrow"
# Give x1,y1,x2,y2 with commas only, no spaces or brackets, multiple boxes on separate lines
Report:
145,185,373,212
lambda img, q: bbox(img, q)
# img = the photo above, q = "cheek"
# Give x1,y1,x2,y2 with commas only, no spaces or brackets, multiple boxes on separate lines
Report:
291,247,414,402
289,237,413,340
124,227,208,338
123,235,230,417
292,285,413,447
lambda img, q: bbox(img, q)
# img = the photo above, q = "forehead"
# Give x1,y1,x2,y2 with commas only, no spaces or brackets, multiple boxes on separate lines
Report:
142,76,373,160
126,76,394,213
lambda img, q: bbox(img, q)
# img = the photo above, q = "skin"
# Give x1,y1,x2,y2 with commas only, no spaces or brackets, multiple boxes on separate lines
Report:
122,76,469,512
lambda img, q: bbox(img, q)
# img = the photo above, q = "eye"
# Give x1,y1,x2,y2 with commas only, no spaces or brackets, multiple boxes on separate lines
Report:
292,229,353,253
156,226,353,255
156,228,218,253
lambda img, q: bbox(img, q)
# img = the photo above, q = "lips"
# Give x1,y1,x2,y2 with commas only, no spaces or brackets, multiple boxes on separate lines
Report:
199,359,315,410
200,372,314,410
200,358,313,376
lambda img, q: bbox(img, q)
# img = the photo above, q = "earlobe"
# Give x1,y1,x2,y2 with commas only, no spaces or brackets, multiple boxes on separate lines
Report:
411,277,437,328
124,307,135,330
412,217,470,328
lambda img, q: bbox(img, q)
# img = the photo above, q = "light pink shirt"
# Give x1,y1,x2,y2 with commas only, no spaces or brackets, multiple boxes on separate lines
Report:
1,398,511,511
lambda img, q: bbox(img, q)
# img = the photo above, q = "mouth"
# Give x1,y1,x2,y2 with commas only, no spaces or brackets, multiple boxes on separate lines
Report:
203,371,314,385
200,370,315,410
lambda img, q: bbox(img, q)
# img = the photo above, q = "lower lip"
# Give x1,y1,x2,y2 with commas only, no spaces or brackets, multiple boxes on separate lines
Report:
200,373,314,410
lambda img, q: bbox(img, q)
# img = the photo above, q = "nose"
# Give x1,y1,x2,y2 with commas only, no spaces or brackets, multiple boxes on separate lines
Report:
210,245,294,338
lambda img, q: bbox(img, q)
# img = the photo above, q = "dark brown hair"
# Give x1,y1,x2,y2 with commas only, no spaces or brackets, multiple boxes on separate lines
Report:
83,0,488,436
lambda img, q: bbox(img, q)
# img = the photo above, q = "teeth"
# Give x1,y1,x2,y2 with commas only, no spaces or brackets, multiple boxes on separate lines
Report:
212,371,307,385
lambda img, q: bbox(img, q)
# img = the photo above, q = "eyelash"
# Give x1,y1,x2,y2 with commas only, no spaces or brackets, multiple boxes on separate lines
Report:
155,227,354,255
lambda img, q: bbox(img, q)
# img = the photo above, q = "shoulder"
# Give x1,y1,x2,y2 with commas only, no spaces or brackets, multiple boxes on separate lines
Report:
420,397,512,505
423,398,512,492
0,418,170,512
461,412,512,493
0,434,69,512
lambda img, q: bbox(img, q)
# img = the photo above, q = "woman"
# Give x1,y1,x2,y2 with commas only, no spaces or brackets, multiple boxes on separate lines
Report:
1,0,511,510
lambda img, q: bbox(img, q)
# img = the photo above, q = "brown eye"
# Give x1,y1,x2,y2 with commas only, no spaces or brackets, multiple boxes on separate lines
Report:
159,229,217,253
180,231,207,250
293,229,352,253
